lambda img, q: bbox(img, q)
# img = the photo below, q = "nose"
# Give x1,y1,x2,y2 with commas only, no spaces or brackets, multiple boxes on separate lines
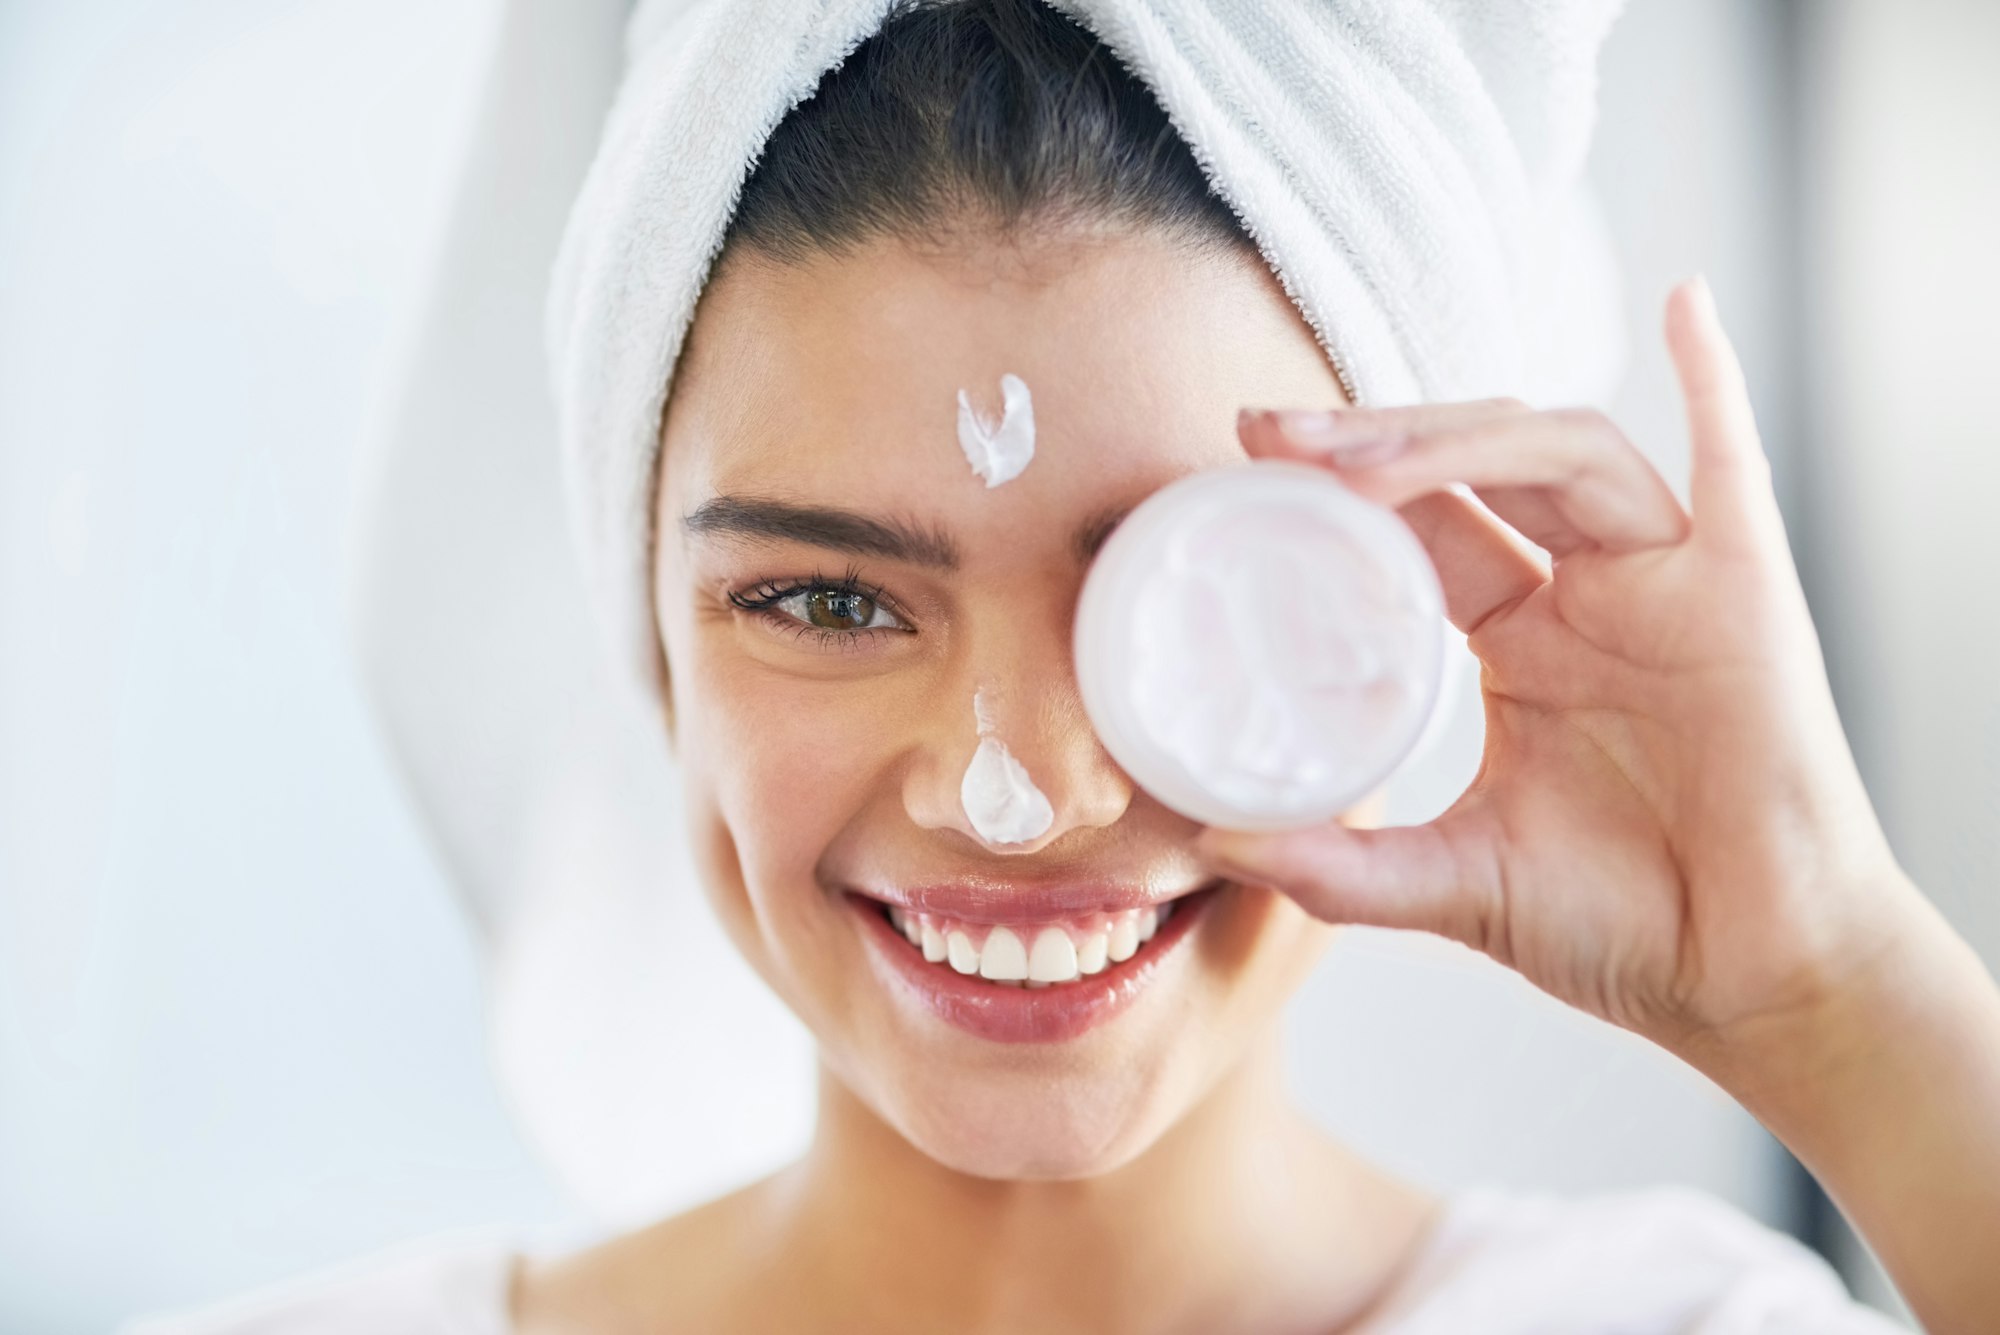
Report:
901,658,1133,855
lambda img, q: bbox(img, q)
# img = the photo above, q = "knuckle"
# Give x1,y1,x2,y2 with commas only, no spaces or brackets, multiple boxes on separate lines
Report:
1546,406,1634,470
1547,404,1615,436
1421,423,1482,455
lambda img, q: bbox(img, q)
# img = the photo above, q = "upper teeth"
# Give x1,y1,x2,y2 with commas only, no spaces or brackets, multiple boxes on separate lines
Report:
885,902,1173,985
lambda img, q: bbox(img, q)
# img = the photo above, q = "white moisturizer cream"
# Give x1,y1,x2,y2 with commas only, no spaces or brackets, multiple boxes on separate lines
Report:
1073,461,1448,831
960,689,1055,845
956,373,1036,487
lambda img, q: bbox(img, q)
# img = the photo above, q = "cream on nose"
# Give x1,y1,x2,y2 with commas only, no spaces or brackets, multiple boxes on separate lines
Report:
959,687,1054,845
899,669,1134,850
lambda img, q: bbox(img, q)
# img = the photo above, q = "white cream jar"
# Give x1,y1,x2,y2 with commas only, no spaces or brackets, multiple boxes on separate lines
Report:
1073,461,1450,831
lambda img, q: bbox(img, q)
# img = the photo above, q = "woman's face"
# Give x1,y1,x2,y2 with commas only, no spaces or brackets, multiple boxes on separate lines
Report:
654,229,1363,1178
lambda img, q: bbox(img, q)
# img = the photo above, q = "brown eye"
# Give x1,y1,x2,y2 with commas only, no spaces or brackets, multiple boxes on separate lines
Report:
736,581,910,636
804,588,876,630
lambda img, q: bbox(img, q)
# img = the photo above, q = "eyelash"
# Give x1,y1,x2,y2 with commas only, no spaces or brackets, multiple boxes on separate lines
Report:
726,566,913,649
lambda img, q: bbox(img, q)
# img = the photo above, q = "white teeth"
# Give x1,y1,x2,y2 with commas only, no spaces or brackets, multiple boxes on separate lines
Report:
978,926,1029,981
1027,927,1079,983
888,898,1193,984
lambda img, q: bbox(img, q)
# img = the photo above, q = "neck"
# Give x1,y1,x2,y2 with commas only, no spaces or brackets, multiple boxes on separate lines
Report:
764,1029,1437,1335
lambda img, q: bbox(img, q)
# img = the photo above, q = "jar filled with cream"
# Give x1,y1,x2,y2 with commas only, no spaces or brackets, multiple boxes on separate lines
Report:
1073,461,1450,831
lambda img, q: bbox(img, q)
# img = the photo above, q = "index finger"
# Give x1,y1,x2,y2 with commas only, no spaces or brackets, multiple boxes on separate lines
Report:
1254,404,1692,553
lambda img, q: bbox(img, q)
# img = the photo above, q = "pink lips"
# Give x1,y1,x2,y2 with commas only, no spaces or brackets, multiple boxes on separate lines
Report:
847,883,1219,1043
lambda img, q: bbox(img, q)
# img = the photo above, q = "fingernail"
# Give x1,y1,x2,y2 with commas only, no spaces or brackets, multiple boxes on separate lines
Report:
1275,410,1406,465
1275,408,1363,446
1324,434,1407,467
1685,271,1715,316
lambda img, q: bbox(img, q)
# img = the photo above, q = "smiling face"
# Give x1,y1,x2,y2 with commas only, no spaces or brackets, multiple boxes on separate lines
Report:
653,228,1359,1179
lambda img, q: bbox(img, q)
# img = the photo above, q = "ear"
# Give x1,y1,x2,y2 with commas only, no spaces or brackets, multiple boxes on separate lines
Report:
647,628,677,750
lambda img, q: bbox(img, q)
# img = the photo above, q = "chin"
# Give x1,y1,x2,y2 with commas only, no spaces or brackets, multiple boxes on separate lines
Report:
876,1055,1190,1180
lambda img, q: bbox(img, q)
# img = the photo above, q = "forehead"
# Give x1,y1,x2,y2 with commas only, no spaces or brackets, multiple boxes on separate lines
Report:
661,231,1343,520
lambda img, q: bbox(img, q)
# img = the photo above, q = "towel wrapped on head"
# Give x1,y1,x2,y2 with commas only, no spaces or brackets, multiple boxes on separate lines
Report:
547,0,1628,694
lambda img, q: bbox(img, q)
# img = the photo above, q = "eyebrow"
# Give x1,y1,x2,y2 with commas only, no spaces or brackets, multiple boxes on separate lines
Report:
683,494,1137,570
1071,502,1133,564
683,496,962,570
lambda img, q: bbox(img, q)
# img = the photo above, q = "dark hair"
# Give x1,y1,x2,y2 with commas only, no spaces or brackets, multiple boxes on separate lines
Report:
721,0,1252,261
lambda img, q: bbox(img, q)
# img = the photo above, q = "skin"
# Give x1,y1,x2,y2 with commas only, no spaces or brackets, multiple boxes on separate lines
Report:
514,229,2000,1333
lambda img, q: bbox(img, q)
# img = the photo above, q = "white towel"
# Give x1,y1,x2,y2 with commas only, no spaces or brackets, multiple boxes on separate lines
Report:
547,0,1629,691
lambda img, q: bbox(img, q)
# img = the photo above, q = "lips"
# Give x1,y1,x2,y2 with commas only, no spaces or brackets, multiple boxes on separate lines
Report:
847,881,1221,1043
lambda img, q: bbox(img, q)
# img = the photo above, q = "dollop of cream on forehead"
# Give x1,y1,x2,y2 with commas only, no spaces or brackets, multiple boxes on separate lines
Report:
960,687,1054,845
956,373,1036,487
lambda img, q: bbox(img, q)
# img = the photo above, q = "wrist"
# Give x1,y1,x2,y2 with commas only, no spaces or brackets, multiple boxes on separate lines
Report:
1677,874,2000,1334
1676,868,2000,1186
1681,868,1940,1102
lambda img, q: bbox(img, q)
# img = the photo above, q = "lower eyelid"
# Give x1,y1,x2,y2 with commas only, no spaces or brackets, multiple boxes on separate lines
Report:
751,606,907,645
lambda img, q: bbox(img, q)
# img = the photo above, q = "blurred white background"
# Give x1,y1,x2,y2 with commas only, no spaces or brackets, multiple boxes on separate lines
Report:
2,1,1994,1330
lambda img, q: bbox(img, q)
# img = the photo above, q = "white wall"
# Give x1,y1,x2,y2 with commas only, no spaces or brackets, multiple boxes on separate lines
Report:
0,5,577,1332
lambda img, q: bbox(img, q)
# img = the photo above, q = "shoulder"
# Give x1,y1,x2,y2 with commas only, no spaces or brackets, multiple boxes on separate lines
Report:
1361,1184,1908,1334
117,1232,518,1335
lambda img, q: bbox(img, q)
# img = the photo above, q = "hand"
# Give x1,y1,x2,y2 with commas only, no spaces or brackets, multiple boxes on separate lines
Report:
1202,274,2000,1332
1200,276,1918,1053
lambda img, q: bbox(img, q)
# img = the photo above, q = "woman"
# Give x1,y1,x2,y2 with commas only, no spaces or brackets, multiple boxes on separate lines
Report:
136,1,2000,1331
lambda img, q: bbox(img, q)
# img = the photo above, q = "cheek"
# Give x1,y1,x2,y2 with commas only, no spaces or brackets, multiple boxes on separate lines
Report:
673,631,913,911
1202,883,1337,1011
1258,894,1340,998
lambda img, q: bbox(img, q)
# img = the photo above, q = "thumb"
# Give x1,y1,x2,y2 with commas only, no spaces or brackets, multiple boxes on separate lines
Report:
1664,275,1789,563
1196,808,1505,954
